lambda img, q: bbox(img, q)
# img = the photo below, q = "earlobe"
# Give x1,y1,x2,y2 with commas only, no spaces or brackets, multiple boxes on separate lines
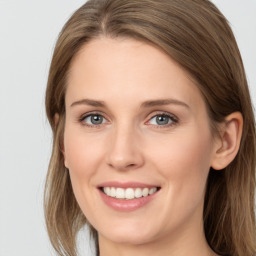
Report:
62,144,69,169
54,113,69,168
211,112,243,170
54,113,59,125
62,145,68,168
61,140,69,169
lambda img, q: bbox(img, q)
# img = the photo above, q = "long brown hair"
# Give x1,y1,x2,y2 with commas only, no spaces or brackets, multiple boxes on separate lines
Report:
44,0,256,255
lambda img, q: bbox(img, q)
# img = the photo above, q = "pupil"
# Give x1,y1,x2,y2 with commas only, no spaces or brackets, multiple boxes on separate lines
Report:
91,115,103,124
157,115,169,125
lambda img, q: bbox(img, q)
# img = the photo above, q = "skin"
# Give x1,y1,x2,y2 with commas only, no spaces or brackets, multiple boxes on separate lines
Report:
63,37,242,256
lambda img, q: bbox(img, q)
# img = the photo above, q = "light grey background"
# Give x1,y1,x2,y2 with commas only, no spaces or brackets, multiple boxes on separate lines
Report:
0,1,255,256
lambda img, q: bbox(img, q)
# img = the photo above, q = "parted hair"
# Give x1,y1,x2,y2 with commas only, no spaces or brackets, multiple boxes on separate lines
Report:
44,0,256,255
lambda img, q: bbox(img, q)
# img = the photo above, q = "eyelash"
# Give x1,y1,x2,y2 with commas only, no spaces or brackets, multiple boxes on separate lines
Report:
78,111,179,129
146,112,179,129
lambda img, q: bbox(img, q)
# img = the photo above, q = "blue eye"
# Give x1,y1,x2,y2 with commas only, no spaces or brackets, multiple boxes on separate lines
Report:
148,113,177,127
80,114,107,126
79,112,178,128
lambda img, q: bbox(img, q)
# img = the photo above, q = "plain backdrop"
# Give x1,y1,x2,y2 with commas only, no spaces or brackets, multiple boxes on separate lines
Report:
0,1,255,256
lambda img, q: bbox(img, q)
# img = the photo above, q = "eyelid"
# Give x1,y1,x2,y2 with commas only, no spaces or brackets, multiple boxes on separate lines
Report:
78,110,179,128
80,110,107,118
145,111,179,127
79,111,109,127
147,111,178,120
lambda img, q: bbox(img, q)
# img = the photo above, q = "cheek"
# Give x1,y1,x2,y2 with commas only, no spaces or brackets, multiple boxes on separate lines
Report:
150,128,212,171
64,127,106,177
148,128,213,205
63,126,107,216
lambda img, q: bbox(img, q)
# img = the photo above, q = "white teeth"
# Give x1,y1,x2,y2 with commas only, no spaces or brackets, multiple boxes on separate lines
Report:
149,187,157,195
110,187,116,197
142,188,149,197
106,187,111,195
116,188,125,199
135,188,143,198
125,188,135,199
102,186,158,199
103,187,111,195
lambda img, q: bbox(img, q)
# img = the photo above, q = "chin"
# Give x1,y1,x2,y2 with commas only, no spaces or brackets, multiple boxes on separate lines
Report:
102,232,155,245
98,221,161,245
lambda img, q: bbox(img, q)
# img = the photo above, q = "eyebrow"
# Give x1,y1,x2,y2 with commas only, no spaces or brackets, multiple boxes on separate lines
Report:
70,98,190,109
71,98,106,108
140,99,189,109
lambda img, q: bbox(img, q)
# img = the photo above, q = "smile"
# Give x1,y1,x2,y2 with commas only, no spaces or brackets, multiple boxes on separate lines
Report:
98,182,161,211
102,187,158,200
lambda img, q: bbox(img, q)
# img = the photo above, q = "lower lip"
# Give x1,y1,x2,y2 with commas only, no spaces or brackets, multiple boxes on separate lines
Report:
99,189,158,212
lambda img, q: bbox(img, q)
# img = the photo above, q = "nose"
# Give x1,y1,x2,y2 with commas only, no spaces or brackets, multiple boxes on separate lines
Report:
106,124,145,171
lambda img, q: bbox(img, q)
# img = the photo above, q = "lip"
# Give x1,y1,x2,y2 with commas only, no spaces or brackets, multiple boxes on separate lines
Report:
97,181,160,212
97,181,159,189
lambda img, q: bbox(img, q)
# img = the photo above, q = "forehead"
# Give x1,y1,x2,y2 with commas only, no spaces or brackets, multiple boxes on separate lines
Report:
66,37,205,113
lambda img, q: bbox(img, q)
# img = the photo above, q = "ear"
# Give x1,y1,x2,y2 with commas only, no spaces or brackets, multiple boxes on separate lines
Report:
54,113,69,168
54,113,59,125
211,112,243,170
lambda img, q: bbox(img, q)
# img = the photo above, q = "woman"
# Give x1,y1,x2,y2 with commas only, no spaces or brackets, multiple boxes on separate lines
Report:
44,0,256,256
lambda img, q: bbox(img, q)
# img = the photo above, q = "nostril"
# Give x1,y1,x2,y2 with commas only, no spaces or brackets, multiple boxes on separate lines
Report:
107,160,139,171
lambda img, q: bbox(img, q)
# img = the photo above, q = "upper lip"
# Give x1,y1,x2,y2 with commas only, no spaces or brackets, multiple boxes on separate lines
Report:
97,181,160,189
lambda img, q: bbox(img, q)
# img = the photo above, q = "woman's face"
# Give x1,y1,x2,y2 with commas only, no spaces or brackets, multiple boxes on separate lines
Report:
64,37,217,245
